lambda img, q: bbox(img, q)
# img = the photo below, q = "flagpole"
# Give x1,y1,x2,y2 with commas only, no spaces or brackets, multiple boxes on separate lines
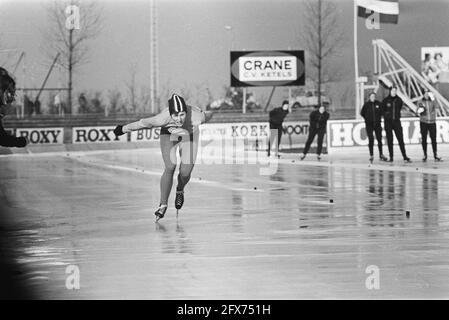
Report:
354,0,360,119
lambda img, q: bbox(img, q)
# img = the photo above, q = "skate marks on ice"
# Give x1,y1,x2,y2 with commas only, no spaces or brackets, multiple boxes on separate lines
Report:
1,150,449,298
61,151,266,194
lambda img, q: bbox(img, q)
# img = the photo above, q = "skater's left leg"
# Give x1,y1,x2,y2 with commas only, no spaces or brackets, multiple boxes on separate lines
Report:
160,134,178,205
276,127,282,155
316,129,325,156
374,124,385,157
365,123,375,157
174,134,199,212
177,163,195,191
393,120,409,160
429,123,440,160
176,133,199,192
420,122,429,159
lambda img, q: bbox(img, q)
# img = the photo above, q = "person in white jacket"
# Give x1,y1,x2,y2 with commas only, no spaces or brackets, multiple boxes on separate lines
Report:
417,90,442,162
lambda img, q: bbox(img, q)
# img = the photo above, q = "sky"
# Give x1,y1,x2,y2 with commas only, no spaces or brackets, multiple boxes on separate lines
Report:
1,0,449,109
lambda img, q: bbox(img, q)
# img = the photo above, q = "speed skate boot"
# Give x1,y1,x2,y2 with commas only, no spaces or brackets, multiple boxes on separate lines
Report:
434,155,442,162
154,204,168,222
175,190,184,217
369,155,374,164
380,154,388,162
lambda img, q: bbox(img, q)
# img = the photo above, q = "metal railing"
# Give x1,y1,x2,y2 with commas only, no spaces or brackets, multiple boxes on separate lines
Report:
370,39,449,116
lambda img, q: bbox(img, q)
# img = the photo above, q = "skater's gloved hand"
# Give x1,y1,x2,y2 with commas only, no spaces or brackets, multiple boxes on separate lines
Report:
167,127,189,136
417,106,425,115
203,111,214,123
113,125,125,136
16,137,27,148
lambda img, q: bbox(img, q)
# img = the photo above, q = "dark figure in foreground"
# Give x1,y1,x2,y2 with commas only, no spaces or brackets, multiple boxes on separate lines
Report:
267,100,289,157
300,105,329,161
417,90,442,162
0,67,27,148
361,92,388,163
381,86,411,162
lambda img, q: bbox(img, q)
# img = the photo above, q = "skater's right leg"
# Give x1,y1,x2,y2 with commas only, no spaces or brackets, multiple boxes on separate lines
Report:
268,127,276,156
301,129,316,159
316,129,325,157
393,120,409,161
160,134,178,206
365,123,375,157
374,124,387,160
276,127,282,156
384,121,394,161
428,123,439,159
420,122,429,160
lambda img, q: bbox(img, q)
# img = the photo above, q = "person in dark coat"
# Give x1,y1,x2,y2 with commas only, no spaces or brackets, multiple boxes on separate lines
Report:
361,92,388,163
300,105,330,161
381,86,411,162
267,100,289,157
0,67,27,148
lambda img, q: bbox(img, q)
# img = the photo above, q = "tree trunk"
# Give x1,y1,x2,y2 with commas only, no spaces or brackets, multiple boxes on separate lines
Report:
68,28,74,114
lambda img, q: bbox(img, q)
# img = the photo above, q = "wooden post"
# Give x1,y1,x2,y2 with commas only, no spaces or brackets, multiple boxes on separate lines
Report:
242,87,247,114
288,87,292,113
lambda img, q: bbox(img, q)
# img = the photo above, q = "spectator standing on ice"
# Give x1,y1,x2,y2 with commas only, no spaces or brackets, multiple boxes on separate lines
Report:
381,86,411,163
361,92,388,163
417,89,442,162
300,105,329,161
267,100,289,157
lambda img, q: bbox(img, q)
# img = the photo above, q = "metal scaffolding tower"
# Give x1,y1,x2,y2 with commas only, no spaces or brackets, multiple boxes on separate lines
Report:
357,39,449,118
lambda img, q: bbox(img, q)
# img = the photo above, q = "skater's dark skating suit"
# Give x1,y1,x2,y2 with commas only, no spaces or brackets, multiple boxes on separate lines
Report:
0,67,27,148
303,108,329,156
381,90,409,160
268,102,289,156
361,98,384,157
122,105,211,206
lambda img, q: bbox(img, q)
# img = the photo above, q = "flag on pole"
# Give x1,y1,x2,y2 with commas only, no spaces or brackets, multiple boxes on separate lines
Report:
357,0,399,24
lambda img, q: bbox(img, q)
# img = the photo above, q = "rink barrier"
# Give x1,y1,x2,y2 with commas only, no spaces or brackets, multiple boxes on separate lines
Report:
2,121,323,151
327,117,449,154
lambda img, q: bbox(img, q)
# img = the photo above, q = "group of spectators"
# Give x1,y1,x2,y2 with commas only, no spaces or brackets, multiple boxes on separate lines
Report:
360,87,441,162
267,99,329,161
268,86,442,163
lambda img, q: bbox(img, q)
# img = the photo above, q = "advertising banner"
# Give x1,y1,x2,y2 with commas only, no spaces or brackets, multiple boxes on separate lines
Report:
327,117,449,153
230,50,305,87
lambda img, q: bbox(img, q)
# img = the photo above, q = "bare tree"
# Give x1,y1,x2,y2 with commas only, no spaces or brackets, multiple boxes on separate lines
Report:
125,63,138,113
107,88,122,115
43,0,103,114
139,85,151,113
301,0,343,106
156,80,173,112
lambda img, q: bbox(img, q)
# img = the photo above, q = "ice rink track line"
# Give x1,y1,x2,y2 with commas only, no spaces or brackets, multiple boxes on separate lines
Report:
63,154,266,193
1,147,447,175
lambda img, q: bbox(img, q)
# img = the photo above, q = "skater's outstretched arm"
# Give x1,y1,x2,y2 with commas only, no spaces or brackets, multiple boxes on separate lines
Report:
189,105,214,125
114,108,171,136
203,110,214,123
